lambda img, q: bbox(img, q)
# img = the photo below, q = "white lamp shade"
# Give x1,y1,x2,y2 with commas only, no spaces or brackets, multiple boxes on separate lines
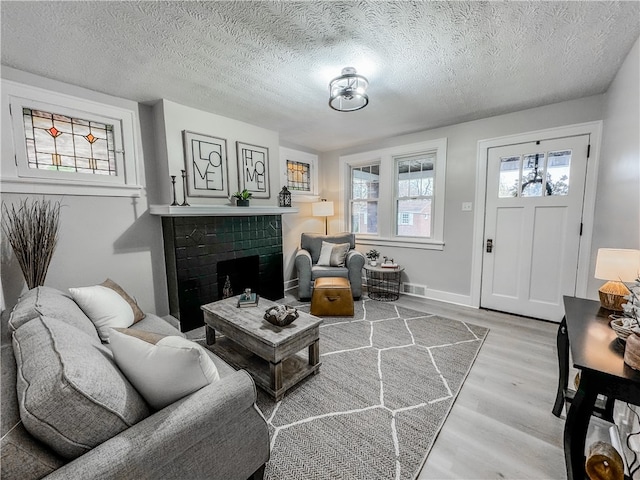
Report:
312,201,334,217
594,248,640,281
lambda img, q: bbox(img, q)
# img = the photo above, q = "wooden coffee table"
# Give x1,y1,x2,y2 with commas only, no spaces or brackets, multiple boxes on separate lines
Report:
201,297,322,401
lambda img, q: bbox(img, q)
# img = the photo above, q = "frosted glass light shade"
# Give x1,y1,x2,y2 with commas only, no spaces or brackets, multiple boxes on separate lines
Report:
312,201,334,217
594,249,640,281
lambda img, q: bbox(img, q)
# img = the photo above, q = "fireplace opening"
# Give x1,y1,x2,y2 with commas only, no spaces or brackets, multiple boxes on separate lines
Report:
217,255,260,299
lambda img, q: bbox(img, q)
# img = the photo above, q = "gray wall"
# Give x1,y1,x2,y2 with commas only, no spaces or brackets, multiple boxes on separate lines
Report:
2,35,637,314
0,69,165,314
319,95,606,302
587,36,640,296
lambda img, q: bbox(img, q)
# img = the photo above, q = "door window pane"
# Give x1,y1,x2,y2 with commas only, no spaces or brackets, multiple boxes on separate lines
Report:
499,156,520,198
546,150,571,196
521,153,546,197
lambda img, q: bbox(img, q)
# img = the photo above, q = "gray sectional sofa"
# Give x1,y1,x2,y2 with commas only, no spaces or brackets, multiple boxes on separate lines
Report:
1,286,270,479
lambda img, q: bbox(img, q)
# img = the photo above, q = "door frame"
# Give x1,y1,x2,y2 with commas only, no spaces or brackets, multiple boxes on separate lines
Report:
470,121,603,309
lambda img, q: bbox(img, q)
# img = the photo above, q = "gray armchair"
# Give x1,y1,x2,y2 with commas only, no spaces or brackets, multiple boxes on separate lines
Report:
295,233,365,301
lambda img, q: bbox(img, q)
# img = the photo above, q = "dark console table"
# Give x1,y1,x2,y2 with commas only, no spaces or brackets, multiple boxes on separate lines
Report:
555,296,640,480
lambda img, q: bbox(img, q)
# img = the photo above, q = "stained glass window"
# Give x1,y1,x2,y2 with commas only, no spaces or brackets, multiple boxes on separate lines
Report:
22,108,117,176
286,159,311,191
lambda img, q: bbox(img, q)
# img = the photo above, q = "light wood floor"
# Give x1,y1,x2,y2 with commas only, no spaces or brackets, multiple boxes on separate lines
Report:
391,296,567,479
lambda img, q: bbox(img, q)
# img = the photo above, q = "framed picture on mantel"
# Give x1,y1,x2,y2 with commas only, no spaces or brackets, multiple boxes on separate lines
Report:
183,130,230,198
236,141,270,199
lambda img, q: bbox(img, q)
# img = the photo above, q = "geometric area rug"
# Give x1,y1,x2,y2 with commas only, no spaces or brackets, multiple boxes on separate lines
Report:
253,298,489,480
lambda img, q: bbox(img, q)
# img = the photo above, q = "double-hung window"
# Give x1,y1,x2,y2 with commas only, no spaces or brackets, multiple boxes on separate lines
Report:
350,164,379,234
395,153,435,238
341,138,446,249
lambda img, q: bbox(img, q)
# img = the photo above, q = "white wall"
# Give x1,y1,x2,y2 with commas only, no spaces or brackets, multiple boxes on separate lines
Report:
587,37,640,297
0,69,165,314
320,95,605,303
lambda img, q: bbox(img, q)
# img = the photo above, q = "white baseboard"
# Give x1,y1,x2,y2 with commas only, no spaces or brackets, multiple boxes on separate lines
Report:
424,288,474,307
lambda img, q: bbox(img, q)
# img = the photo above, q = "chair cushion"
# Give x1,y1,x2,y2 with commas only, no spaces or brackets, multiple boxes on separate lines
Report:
13,316,150,459
8,286,100,341
301,233,355,264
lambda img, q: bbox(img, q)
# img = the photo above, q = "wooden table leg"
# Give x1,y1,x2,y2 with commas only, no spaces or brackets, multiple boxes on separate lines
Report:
309,339,320,368
564,370,598,480
205,325,216,345
270,361,283,392
553,316,569,417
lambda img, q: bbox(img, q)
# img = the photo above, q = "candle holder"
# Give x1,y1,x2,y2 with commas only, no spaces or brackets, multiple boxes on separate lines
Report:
170,175,179,206
180,170,190,206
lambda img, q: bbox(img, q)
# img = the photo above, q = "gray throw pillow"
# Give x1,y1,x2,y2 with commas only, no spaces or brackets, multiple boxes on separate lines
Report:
329,243,350,267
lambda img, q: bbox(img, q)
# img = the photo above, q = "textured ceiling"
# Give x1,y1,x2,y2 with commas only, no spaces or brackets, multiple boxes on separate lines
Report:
2,1,639,152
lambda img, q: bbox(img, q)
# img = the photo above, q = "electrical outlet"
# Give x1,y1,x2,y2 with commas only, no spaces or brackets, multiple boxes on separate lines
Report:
462,202,472,211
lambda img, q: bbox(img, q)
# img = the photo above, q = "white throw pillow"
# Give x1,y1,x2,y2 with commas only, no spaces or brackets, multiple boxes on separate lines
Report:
69,285,135,342
108,328,220,410
317,241,335,266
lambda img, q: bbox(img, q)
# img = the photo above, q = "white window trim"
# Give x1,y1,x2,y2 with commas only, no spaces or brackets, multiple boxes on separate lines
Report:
339,138,447,250
279,147,319,202
1,79,143,197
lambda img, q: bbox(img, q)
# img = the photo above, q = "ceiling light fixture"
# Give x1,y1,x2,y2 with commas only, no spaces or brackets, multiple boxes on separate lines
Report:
328,67,369,112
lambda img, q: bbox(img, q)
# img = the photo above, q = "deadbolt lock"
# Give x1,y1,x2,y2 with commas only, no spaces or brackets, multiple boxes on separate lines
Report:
486,239,493,253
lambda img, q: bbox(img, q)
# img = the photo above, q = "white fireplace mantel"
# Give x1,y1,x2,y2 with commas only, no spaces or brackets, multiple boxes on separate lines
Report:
149,204,299,217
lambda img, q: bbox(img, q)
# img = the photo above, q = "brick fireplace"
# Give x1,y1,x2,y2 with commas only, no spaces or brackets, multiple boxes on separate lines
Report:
158,210,287,332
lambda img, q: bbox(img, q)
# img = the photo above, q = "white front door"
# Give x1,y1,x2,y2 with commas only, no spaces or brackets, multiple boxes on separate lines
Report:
480,135,590,322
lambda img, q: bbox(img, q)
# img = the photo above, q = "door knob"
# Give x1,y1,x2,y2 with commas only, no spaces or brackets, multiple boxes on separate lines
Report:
486,239,493,253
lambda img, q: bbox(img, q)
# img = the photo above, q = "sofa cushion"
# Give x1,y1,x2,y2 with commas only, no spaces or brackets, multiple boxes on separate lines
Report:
301,233,355,264
131,313,186,338
13,316,150,459
69,279,144,342
109,328,220,410
8,286,99,340
1,342,67,479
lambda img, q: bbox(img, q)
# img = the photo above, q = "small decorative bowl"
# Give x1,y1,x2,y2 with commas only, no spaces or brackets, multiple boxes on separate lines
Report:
264,305,299,327
609,315,639,342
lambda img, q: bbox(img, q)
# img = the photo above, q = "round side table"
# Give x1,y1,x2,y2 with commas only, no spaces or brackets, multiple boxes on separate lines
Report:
364,264,404,301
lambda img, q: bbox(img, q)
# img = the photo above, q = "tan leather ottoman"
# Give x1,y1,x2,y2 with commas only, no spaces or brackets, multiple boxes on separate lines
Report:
310,277,354,316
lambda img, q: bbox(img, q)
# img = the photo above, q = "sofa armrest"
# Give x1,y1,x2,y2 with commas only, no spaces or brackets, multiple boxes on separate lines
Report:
45,370,268,480
295,249,313,300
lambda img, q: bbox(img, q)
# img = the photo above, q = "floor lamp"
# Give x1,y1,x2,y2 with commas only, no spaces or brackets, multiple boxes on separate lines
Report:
312,199,334,235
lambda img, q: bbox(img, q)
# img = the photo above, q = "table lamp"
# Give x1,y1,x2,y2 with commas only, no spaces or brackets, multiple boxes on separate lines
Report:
312,199,334,235
594,248,640,311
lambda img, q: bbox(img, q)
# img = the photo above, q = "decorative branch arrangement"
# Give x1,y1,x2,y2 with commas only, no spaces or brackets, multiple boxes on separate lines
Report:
1,198,61,289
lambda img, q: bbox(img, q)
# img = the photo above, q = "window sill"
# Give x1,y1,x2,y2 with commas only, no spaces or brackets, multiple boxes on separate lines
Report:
356,236,444,251
1,177,142,197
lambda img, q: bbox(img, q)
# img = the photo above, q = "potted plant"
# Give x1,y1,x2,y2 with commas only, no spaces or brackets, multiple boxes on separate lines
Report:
366,249,380,266
232,189,252,207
